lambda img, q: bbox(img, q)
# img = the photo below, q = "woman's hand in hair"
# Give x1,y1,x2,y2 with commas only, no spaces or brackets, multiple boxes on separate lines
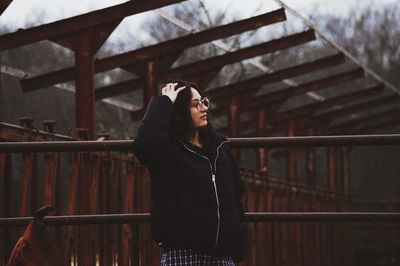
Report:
161,83,185,103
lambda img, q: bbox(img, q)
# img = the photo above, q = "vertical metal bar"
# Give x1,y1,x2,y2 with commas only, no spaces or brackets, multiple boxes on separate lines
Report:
257,183,265,265
109,158,118,265
277,187,285,266
75,30,95,139
123,161,136,266
114,159,124,266
287,187,295,266
252,173,260,265
229,96,241,163
144,170,152,265
340,147,350,194
266,186,274,266
247,177,256,265
77,151,92,265
327,147,336,192
144,60,159,106
287,121,297,182
301,193,310,266
31,154,38,215
315,193,322,266
294,191,302,266
19,153,34,216
64,152,80,265
306,127,317,187
43,152,58,205
100,155,113,266
131,222,140,266
0,152,11,265
256,108,268,173
89,155,101,265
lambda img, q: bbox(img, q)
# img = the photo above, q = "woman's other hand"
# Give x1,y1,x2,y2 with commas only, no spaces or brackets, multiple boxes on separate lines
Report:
161,83,185,103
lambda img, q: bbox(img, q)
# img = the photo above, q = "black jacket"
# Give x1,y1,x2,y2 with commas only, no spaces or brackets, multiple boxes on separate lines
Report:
133,96,246,262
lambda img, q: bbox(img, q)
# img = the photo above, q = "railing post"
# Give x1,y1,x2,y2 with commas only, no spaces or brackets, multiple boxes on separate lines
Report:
327,147,337,192
306,127,317,187
287,121,297,182
229,95,241,163
132,221,140,266
340,146,350,194
256,108,268,174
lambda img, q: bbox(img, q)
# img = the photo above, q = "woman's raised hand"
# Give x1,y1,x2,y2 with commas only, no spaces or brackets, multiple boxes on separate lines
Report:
161,83,186,103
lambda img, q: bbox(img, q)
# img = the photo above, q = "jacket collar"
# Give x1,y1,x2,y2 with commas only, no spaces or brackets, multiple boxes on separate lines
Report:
179,130,228,155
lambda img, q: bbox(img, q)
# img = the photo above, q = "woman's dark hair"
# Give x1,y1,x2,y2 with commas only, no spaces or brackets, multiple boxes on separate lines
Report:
164,80,213,142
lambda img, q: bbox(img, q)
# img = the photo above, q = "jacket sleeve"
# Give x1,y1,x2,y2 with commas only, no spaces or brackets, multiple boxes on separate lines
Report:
133,96,173,170
226,146,246,223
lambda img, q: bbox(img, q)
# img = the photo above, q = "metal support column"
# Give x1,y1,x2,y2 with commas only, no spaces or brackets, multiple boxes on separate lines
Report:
75,31,95,139
144,60,159,106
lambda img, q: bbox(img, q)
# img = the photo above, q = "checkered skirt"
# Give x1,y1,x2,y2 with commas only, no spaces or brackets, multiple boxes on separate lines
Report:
160,248,235,266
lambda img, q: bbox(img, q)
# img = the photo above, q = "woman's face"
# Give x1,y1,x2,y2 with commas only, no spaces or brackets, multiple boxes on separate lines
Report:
190,88,208,128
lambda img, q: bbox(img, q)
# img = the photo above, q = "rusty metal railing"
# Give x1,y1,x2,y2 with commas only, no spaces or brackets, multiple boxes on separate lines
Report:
0,134,399,153
1,133,399,265
0,121,75,141
2,212,400,227
1,212,399,266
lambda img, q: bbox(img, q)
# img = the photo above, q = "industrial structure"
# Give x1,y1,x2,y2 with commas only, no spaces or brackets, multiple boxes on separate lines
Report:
0,0,399,265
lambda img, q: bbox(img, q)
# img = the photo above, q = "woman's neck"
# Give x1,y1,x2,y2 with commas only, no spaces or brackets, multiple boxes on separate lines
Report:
189,130,203,148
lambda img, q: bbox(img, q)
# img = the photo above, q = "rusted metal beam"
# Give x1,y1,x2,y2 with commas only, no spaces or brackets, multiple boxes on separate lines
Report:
168,29,315,79
0,122,74,140
2,212,400,227
97,29,315,100
207,53,345,102
327,108,400,133
240,68,365,112
1,134,400,153
95,77,143,101
50,20,121,52
0,0,12,15
0,0,188,51
97,57,173,103
356,116,400,133
272,84,384,124
304,94,400,129
20,9,286,92
187,69,222,90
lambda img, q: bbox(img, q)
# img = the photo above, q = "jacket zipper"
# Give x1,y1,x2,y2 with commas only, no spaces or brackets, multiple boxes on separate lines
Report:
180,140,229,250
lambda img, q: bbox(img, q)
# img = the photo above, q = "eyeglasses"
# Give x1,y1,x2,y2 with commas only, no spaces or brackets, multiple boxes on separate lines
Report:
191,97,210,111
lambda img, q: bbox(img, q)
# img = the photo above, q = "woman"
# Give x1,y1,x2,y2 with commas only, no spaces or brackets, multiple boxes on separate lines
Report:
134,81,246,265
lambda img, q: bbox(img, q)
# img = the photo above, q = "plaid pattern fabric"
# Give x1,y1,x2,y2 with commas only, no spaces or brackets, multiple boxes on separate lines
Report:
160,248,235,266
